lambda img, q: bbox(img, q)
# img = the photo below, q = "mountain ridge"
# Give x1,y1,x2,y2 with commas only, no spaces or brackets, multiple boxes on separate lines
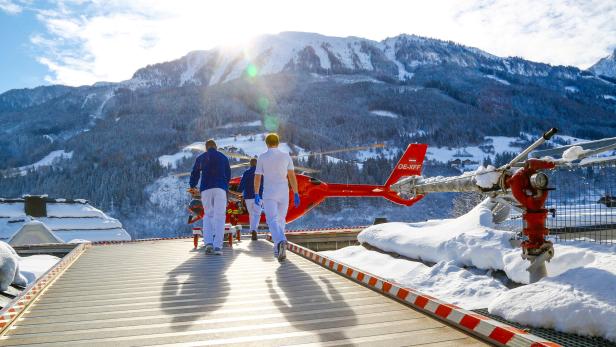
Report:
1,31,615,236
2,31,601,100
589,48,616,78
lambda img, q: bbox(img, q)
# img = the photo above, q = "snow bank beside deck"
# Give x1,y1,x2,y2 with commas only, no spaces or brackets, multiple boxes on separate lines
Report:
322,246,507,309
19,255,60,283
328,199,616,341
490,242,616,342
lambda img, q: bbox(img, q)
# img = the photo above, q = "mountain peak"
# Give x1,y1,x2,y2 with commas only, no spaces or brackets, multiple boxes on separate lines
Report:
589,47,616,77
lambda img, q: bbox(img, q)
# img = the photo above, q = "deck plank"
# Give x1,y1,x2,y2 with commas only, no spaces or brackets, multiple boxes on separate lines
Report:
1,239,487,346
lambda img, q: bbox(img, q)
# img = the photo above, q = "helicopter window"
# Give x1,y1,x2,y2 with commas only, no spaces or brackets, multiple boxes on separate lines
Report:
309,177,322,185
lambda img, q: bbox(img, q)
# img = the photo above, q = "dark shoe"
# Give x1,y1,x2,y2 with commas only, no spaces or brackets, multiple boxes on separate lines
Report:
277,241,287,261
251,231,258,241
205,243,213,254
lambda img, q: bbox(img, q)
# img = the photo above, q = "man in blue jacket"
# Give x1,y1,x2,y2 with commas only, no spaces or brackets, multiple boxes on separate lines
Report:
189,139,231,255
238,158,263,241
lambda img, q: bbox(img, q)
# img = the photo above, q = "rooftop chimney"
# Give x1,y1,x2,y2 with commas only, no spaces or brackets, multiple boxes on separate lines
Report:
24,195,47,217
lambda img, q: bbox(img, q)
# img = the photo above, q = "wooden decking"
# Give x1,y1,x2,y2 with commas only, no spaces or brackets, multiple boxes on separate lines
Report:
0,239,487,346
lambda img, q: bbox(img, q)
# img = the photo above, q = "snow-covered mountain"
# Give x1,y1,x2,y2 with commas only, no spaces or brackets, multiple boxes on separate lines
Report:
1,31,615,237
124,32,577,90
589,48,616,77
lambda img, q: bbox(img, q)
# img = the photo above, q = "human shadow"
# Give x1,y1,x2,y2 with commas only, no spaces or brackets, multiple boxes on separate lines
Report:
266,260,358,345
160,247,236,331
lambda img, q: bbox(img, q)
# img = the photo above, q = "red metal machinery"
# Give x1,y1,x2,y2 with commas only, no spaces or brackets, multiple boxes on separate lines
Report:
506,158,556,283
392,128,559,282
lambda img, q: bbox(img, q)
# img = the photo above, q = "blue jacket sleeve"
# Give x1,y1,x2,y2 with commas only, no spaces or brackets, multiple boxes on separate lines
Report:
189,156,201,188
238,172,246,193
225,157,231,185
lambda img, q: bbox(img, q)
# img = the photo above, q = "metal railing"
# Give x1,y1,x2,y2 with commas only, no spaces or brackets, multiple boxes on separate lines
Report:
501,161,616,244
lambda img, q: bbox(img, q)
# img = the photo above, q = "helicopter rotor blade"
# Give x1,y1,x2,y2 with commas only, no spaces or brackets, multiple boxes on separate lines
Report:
292,143,385,159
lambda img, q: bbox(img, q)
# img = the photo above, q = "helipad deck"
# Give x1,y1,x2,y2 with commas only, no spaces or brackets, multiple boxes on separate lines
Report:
0,239,485,346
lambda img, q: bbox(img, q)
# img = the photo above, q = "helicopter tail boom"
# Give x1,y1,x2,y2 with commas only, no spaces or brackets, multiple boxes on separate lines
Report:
384,143,428,188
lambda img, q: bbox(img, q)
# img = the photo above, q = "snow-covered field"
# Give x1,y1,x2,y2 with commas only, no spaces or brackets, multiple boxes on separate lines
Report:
15,150,73,176
322,199,616,341
159,133,293,169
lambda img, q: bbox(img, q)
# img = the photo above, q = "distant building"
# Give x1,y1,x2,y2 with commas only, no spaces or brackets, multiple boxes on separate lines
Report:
0,196,131,244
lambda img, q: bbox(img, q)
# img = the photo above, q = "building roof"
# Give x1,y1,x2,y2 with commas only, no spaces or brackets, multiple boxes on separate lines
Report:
0,197,131,243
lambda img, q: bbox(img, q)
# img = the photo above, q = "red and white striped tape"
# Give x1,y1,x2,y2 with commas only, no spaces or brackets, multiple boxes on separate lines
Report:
0,242,90,334
286,226,367,234
271,237,560,347
93,236,192,246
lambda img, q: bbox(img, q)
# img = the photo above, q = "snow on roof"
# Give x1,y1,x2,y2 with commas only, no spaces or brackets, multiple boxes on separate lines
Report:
0,198,130,243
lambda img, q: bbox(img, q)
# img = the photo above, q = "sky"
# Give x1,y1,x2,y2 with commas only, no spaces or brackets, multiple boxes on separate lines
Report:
1,0,615,93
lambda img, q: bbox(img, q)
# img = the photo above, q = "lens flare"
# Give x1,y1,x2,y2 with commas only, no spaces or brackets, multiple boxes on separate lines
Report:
264,114,279,131
246,64,258,78
257,96,270,112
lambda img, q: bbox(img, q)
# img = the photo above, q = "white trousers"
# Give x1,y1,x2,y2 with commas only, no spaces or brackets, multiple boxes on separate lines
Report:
263,196,288,249
245,199,262,232
202,188,227,249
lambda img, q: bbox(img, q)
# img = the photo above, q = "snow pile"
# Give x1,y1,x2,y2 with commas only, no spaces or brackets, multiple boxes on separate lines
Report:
325,199,616,341
19,254,60,283
474,165,500,188
322,246,507,309
1,241,60,290
490,243,616,341
357,201,519,279
561,145,588,162
0,241,27,291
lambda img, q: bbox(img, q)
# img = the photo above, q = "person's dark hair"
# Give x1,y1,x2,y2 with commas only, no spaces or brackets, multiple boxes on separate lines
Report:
250,158,257,167
205,139,217,150
265,133,279,147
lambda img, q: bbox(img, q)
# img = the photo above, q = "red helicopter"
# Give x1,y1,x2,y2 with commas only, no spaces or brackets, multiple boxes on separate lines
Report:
222,143,428,225
180,142,427,227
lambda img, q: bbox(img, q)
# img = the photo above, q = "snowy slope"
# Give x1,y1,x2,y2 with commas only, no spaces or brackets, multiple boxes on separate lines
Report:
15,150,73,176
159,133,293,168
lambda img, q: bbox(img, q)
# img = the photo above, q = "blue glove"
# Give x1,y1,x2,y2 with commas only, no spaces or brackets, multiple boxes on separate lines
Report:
293,193,300,208
255,194,261,205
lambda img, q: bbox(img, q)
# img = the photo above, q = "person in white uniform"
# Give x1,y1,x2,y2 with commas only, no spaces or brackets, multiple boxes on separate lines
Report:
254,133,300,261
